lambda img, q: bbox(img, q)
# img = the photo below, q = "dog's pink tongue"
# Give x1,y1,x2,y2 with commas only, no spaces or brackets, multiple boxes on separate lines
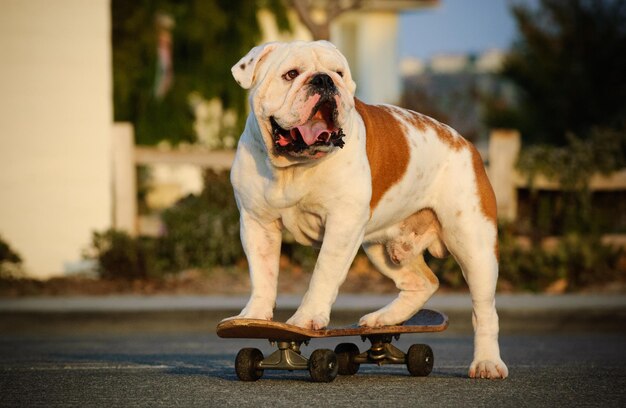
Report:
294,119,331,145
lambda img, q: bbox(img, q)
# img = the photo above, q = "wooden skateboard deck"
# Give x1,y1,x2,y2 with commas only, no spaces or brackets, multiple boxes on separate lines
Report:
217,308,448,341
217,309,448,382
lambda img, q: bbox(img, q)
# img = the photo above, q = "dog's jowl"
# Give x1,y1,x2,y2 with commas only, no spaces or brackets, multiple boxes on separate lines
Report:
227,40,508,379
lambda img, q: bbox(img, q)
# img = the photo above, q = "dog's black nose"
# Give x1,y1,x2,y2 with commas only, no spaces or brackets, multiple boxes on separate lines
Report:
310,73,336,92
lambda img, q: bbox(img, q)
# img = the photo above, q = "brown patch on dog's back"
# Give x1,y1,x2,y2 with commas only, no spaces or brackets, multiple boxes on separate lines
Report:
404,110,428,132
406,110,467,150
437,125,467,150
355,98,410,211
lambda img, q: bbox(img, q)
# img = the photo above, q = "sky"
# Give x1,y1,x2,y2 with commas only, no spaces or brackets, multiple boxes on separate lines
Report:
399,0,538,60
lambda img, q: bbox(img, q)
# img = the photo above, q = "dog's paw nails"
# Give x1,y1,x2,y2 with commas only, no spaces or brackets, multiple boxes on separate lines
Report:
469,359,509,379
359,312,390,328
358,313,382,328
287,312,329,330
359,310,405,328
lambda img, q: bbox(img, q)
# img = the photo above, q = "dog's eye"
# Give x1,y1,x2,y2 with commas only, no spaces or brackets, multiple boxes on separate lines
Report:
282,69,299,81
336,71,344,78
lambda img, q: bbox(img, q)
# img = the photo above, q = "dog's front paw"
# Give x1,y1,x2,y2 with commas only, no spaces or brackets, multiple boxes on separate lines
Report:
220,311,272,323
222,302,274,322
359,310,402,328
286,310,329,330
359,292,423,327
469,358,509,379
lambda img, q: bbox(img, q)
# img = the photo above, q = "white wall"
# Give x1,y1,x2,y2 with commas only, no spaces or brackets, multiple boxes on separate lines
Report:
0,0,112,278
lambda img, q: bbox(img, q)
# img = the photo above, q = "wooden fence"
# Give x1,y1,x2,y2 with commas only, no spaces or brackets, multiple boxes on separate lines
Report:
112,123,626,236
112,123,235,235
486,129,626,222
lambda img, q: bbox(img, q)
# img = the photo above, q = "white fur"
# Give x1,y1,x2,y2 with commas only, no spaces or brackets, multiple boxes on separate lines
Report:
228,41,508,379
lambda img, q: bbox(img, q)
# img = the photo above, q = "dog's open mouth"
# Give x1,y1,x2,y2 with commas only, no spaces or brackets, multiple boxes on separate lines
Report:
271,99,345,156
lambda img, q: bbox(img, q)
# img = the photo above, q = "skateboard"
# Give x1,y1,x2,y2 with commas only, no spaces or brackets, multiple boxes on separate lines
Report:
216,309,448,382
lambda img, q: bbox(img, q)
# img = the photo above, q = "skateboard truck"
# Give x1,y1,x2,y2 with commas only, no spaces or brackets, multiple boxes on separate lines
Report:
260,341,309,371
236,340,338,382
361,334,406,364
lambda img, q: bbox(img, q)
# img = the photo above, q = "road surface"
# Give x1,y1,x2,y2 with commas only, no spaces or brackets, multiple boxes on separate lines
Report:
1,297,625,407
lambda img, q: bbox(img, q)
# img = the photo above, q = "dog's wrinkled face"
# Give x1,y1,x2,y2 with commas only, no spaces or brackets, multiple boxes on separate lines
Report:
232,41,356,166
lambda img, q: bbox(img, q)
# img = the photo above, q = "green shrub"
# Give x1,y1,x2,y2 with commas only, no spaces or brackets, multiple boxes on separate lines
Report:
90,230,165,280
517,128,626,192
553,234,625,290
159,170,243,270
497,227,624,292
496,226,562,292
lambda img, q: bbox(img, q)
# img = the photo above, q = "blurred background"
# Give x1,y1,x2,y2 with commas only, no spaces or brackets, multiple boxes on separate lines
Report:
1,0,625,296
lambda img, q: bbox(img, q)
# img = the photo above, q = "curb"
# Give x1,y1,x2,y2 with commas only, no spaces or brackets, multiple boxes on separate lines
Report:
1,293,625,312
1,294,625,335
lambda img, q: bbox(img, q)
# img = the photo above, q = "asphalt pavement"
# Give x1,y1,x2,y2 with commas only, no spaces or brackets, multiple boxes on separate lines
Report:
1,293,625,407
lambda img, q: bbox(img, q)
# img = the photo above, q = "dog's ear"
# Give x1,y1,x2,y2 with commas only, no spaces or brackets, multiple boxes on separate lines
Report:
232,43,279,89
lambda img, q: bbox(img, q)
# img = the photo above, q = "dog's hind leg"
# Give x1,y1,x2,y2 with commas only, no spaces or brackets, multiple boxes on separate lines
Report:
359,243,439,327
439,206,508,379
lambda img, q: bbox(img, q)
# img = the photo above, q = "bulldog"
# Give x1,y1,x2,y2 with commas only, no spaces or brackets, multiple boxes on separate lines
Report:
228,40,508,379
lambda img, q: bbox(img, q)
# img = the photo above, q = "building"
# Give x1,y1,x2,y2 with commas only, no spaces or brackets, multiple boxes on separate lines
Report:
400,49,514,143
0,0,111,278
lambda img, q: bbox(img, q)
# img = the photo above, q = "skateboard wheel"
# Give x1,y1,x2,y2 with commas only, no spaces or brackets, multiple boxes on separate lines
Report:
235,348,264,381
308,349,338,383
334,343,360,375
406,344,433,376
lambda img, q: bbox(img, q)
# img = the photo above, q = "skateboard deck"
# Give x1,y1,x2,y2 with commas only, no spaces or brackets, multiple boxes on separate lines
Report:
217,309,448,382
217,308,448,341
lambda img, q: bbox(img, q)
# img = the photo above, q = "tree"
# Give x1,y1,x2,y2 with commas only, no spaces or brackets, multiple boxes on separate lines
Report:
112,0,289,145
289,0,362,40
486,0,626,145
0,235,22,279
